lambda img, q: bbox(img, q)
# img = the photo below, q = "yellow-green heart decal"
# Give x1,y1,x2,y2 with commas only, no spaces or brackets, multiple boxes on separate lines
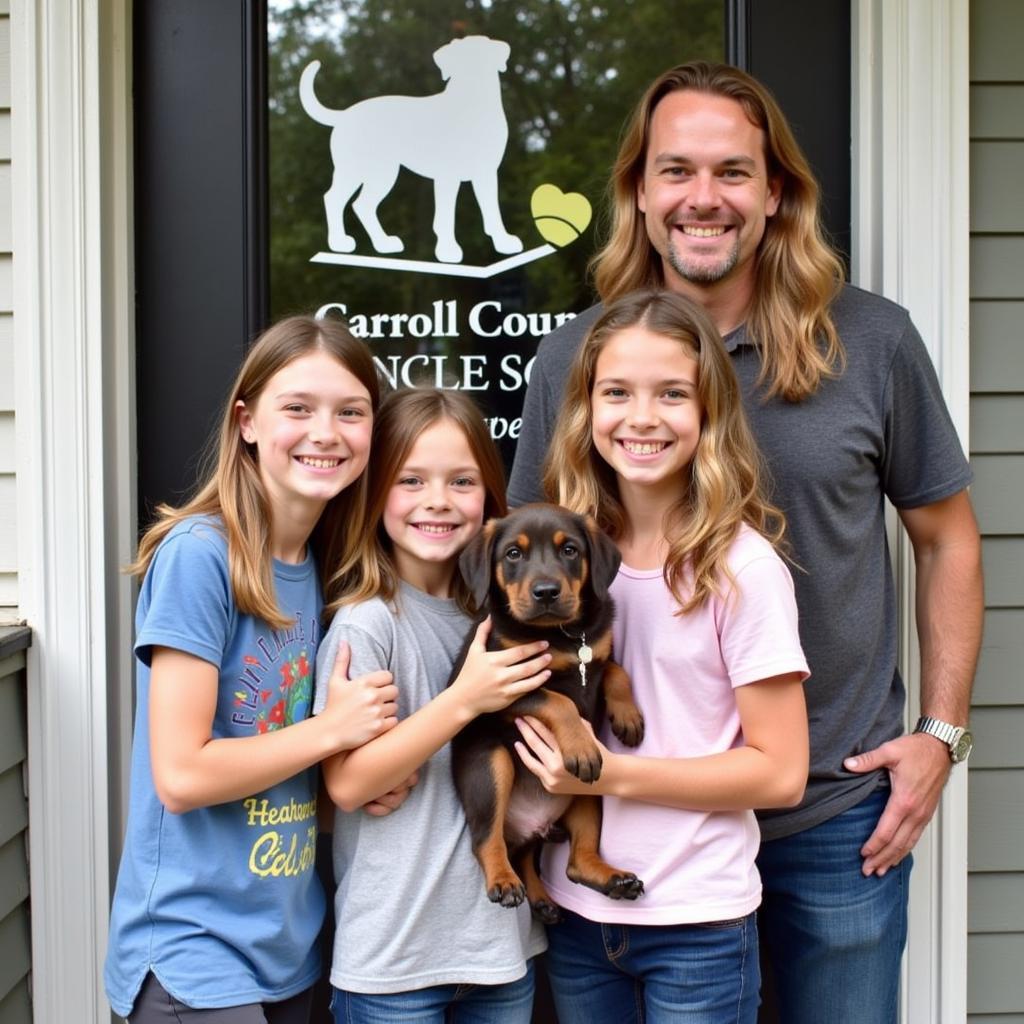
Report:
531,184,593,248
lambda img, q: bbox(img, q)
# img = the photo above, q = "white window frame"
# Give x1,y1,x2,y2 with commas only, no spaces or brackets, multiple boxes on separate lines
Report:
852,1,971,1021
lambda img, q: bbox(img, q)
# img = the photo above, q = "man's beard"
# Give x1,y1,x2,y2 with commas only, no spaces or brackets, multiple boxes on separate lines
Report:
665,232,740,285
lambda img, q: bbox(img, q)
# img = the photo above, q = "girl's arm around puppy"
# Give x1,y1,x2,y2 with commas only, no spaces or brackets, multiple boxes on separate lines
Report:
150,640,398,814
322,616,551,813
515,671,809,812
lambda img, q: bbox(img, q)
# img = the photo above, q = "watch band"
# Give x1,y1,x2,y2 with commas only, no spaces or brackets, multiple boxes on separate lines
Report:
914,716,962,745
914,715,973,763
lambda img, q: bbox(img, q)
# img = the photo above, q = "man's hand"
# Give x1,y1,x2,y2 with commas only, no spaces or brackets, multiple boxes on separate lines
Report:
844,733,952,876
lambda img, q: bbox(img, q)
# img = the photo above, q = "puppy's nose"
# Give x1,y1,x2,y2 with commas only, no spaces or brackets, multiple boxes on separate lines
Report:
531,580,561,604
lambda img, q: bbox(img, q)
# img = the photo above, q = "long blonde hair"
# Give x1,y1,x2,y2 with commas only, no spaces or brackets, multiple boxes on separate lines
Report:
593,61,845,402
130,315,380,629
545,289,785,613
328,388,508,619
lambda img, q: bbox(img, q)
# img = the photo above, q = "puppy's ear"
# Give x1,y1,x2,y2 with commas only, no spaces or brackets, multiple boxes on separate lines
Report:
459,518,501,610
583,515,621,601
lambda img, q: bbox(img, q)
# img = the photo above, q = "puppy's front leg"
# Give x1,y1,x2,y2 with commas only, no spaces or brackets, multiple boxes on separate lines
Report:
603,660,645,747
506,690,603,783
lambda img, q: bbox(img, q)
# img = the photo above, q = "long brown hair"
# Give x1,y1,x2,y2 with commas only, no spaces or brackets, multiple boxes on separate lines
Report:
328,388,507,618
130,315,380,629
592,61,845,402
545,289,785,612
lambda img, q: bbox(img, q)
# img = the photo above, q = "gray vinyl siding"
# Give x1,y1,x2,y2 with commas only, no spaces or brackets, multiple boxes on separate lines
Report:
0,636,30,1022
0,3,14,615
968,1,1024,1019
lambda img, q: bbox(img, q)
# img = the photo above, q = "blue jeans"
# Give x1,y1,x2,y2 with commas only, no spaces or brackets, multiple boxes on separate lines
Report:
544,909,759,1024
330,961,534,1024
757,786,911,1024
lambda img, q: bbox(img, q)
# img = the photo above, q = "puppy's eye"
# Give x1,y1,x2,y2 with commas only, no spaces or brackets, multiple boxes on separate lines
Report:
505,546,523,562
561,543,579,559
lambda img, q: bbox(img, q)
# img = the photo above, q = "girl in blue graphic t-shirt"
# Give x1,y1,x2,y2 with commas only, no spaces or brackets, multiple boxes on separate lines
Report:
105,316,401,1023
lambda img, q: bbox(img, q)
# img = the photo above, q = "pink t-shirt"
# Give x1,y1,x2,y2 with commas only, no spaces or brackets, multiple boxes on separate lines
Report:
541,526,809,924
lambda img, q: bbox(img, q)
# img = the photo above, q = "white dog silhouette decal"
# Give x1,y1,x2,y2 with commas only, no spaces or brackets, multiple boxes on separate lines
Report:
300,36,524,265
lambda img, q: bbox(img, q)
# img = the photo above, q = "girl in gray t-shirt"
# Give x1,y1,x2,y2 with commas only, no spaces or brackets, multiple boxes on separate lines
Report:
314,389,550,1022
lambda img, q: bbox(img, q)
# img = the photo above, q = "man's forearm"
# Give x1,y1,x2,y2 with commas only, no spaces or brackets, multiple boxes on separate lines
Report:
904,492,984,723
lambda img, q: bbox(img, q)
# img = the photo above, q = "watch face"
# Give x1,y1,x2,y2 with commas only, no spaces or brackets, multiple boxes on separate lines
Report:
952,730,974,764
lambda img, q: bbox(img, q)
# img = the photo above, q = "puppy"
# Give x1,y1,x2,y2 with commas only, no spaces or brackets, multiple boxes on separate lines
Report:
299,35,523,264
451,504,645,923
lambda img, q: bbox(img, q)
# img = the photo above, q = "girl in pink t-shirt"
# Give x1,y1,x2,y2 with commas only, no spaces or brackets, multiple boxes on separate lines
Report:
515,289,810,1024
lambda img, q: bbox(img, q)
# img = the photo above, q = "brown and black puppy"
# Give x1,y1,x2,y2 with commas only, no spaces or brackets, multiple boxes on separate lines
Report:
451,503,645,923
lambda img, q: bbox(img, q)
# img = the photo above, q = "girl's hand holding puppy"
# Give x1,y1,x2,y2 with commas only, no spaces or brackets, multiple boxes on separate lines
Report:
514,715,611,796
449,616,551,720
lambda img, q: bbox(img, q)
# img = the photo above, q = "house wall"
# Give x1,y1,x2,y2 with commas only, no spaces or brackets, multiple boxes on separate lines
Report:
0,0,15,618
0,629,31,1022
11,0,132,1016
967,0,1024,1020
0,6,29,1015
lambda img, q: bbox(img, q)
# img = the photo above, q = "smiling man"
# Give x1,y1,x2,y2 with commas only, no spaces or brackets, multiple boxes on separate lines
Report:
639,89,779,301
509,62,983,1023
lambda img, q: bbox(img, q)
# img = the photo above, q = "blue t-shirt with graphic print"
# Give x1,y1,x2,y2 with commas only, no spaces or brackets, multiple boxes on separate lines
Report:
104,516,325,1016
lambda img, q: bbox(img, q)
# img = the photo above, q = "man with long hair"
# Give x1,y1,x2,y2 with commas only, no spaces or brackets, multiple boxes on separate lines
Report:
509,62,983,1023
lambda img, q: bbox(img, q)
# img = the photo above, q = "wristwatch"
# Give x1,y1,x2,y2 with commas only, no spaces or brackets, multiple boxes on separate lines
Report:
914,716,974,764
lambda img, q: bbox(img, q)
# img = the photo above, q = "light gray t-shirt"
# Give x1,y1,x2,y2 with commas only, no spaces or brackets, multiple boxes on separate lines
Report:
314,582,546,994
509,284,972,841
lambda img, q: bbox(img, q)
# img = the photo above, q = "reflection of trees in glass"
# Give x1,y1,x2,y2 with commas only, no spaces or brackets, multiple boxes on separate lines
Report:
268,0,723,320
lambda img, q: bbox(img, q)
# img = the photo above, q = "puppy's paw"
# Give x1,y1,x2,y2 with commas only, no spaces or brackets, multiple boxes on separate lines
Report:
563,743,602,783
530,899,562,925
609,708,645,748
486,876,527,909
604,872,644,901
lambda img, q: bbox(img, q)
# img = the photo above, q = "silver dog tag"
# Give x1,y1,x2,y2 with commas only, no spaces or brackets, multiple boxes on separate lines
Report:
577,635,592,687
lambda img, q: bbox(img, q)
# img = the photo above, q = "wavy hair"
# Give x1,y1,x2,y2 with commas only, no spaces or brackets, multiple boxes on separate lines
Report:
130,315,380,629
544,289,785,612
328,388,508,618
592,61,845,401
